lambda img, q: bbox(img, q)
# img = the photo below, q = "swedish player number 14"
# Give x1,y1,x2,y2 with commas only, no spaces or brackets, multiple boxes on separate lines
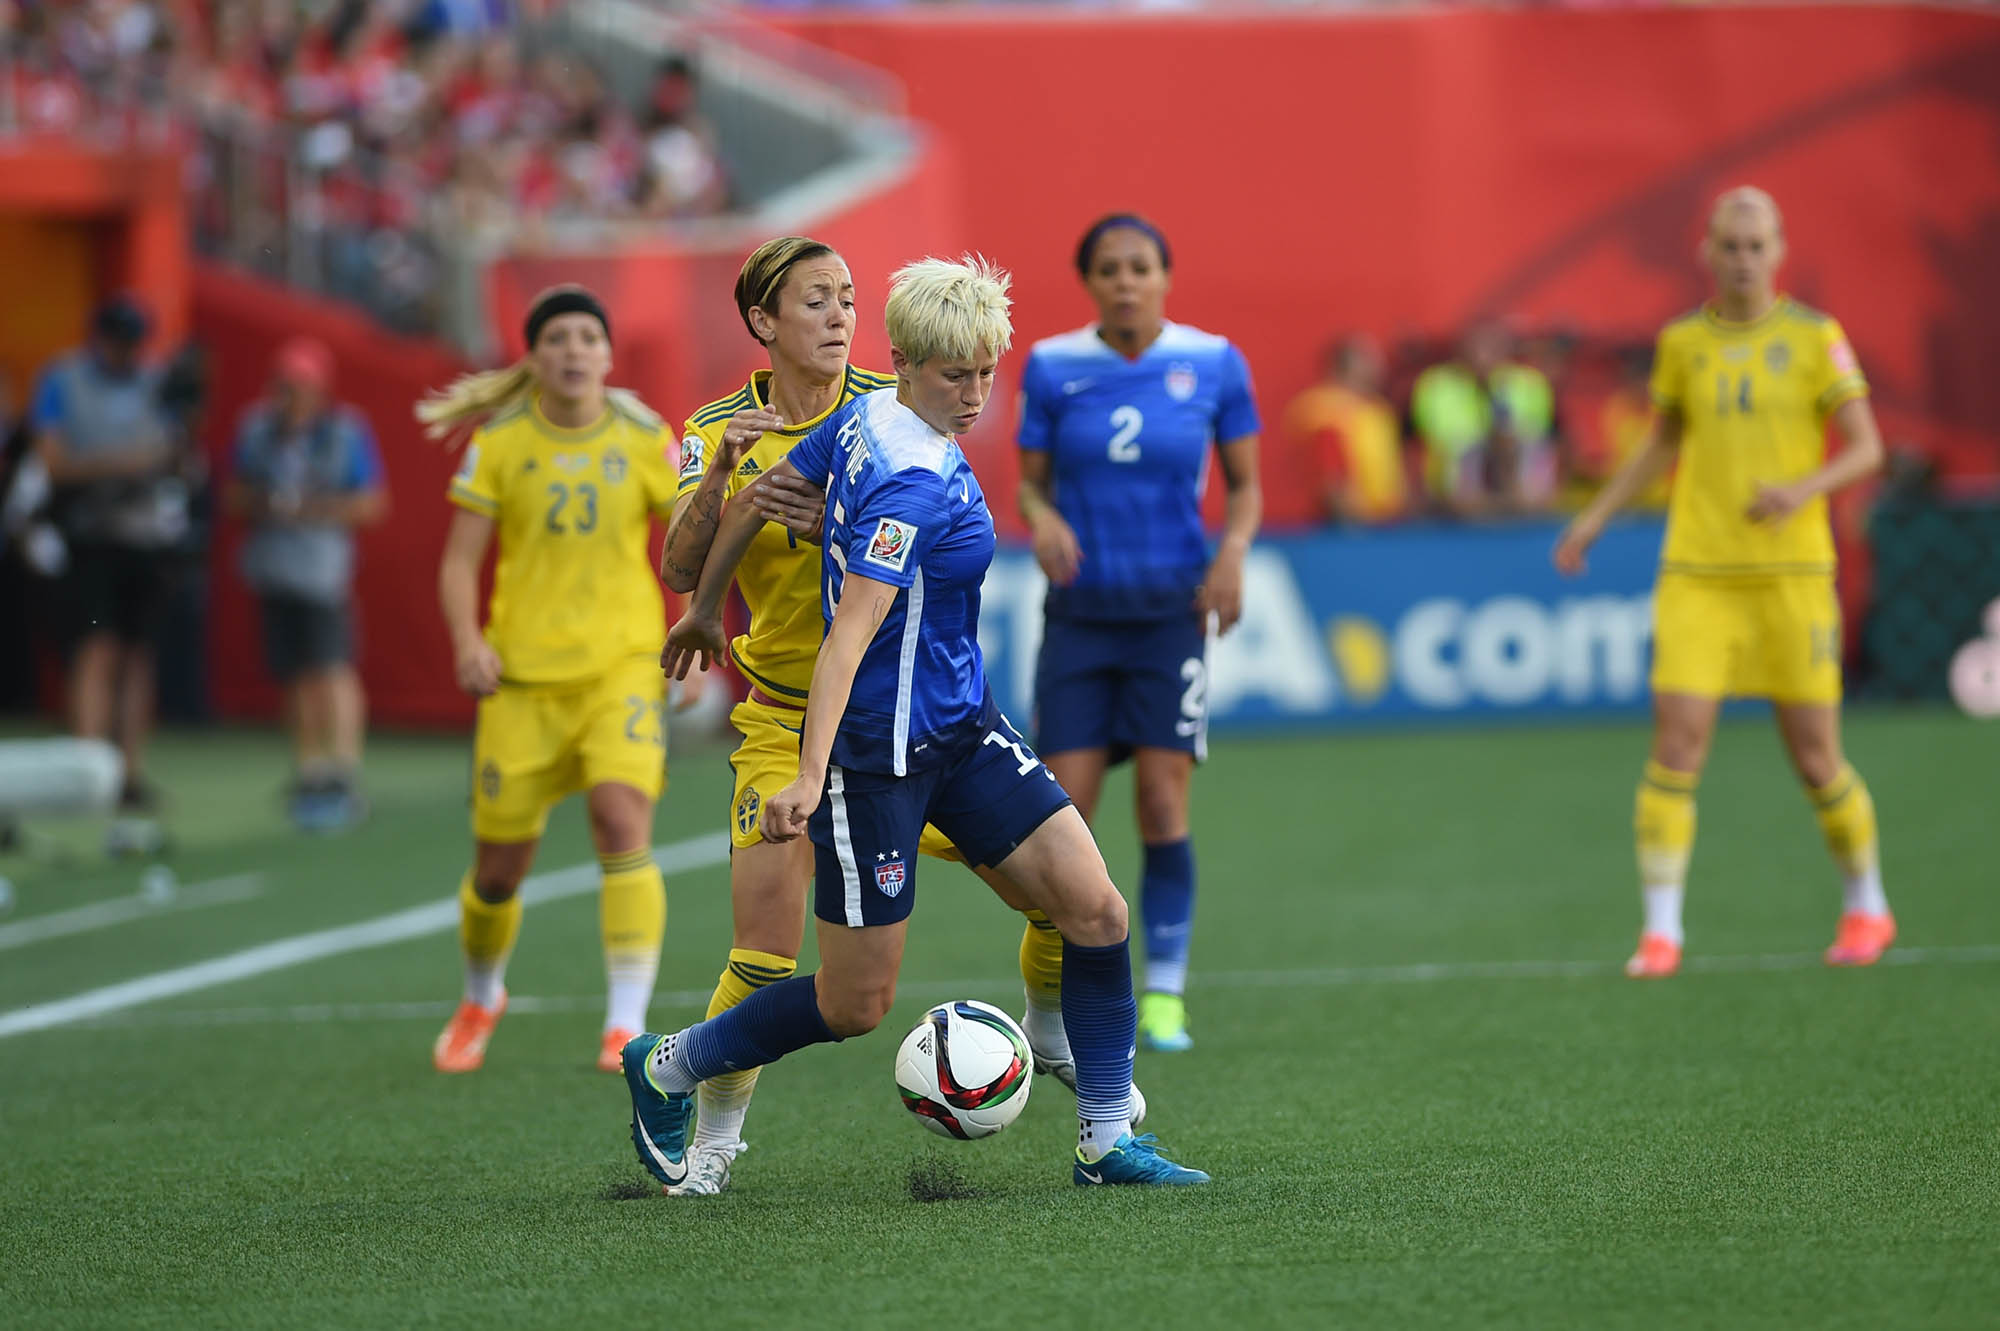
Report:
1716,373,1754,416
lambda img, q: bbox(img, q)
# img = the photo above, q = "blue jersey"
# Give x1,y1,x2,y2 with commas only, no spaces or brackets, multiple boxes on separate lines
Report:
788,389,998,777
1017,321,1259,622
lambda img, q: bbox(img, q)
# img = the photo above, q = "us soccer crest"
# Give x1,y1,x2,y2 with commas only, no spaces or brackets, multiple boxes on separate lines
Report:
1164,362,1198,401
601,447,628,483
865,517,916,573
735,787,761,838
875,857,907,898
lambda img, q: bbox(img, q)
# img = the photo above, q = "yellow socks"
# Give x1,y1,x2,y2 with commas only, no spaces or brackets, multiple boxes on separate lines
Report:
1634,761,1697,943
459,872,521,1008
1808,765,1889,914
1018,910,1067,1057
693,948,798,1150
599,848,665,1033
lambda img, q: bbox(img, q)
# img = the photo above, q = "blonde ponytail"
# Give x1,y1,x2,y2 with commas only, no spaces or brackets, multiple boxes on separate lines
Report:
414,360,538,442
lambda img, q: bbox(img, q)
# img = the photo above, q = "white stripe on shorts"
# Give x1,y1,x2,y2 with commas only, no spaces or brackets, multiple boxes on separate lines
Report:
892,568,924,776
1197,609,1216,763
829,766,863,927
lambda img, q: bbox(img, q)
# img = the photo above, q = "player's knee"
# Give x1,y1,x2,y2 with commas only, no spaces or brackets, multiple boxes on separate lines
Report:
471,874,520,904
587,797,649,853
1792,743,1843,790
1134,787,1188,842
817,975,896,1037
1059,877,1128,948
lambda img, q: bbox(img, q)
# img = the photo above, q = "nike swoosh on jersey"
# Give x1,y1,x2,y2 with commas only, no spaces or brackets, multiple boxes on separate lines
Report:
1062,378,1095,394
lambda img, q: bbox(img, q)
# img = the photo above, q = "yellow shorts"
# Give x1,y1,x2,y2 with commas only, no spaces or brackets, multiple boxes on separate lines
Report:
1650,573,1842,705
471,654,667,842
727,695,959,860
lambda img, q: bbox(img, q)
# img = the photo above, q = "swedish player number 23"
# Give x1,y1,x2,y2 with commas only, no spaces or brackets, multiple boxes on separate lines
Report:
545,481,599,533
624,695,666,747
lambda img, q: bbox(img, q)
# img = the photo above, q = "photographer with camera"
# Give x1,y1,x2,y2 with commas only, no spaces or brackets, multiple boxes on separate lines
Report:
28,296,192,823
227,338,387,831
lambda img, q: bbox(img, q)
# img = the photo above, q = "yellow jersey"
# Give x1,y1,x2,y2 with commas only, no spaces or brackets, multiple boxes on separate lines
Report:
676,364,896,702
447,391,677,685
1283,382,1405,522
1650,298,1867,576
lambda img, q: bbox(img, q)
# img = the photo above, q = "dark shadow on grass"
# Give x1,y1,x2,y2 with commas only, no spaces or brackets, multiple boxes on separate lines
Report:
908,1152,984,1202
602,1176,659,1202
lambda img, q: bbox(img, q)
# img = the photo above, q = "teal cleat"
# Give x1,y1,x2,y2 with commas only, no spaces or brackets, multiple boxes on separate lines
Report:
1072,1133,1210,1186
621,1033,692,1191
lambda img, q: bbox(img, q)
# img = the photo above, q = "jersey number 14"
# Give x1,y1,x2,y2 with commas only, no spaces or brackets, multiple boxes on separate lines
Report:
1715,373,1755,417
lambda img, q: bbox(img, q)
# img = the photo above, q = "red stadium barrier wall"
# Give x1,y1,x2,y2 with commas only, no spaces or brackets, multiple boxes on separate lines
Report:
0,143,189,408
192,265,473,727
775,5,2000,529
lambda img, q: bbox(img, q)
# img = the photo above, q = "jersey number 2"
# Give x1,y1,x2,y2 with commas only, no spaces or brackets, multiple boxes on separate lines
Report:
1108,406,1143,463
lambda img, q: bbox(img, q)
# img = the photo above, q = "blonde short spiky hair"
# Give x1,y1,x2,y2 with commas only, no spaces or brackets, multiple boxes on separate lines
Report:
884,255,1014,367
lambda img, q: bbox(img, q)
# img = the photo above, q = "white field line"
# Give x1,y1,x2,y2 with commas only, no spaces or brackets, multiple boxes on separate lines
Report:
0,874,265,952
0,832,731,1042
50,944,2000,1033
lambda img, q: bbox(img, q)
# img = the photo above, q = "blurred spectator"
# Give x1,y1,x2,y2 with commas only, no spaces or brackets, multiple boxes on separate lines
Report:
636,54,726,219
28,296,190,819
1571,342,1670,511
226,336,386,830
1410,320,1558,517
1283,333,1408,525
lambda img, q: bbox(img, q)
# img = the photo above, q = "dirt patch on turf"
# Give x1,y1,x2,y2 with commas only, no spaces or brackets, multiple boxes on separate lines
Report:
907,1153,984,1202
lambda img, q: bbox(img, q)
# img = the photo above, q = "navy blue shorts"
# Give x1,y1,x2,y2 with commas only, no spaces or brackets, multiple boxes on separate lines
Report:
809,711,1072,928
1035,613,1211,764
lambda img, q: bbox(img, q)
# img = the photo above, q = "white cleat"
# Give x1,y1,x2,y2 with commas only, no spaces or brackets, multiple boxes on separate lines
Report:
1030,1046,1147,1127
666,1141,745,1197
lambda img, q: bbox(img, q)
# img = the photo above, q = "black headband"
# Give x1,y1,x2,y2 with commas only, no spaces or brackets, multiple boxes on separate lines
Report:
1074,214,1172,276
524,289,611,349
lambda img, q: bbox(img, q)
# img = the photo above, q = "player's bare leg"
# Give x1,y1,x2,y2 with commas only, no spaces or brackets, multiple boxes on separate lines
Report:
435,838,535,1071
1629,691,1719,978
1044,749,1109,823
1774,702,1893,965
588,782,665,1070
1133,746,1196,1049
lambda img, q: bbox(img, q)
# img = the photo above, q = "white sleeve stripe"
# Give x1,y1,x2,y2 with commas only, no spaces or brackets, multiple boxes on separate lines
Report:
829,767,862,927
892,568,924,777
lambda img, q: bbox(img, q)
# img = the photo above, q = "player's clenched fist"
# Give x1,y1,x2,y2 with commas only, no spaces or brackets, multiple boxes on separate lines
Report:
760,773,819,843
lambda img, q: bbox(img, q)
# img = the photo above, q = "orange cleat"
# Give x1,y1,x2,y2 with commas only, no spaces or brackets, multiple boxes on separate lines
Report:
432,992,506,1073
1625,932,1682,979
597,1026,637,1074
1825,912,1896,967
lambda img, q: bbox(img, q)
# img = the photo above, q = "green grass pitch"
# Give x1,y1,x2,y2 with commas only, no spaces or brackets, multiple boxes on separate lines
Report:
2,709,1996,1329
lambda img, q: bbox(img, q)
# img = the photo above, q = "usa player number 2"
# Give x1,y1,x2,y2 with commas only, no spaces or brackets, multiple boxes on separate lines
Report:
1107,406,1143,463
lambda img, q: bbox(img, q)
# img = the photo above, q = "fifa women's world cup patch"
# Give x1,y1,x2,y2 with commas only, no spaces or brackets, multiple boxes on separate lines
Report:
1829,337,1861,377
866,517,917,573
678,435,704,479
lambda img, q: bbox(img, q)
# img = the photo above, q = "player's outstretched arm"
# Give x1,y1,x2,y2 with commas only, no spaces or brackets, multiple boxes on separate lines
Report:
1746,397,1884,523
761,570,895,843
661,474,774,680
1555,411,1682,575
660,406,785,591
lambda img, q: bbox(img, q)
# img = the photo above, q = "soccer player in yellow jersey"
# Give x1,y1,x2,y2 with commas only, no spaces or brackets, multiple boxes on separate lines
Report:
1557,187,1892,978
651,238,1115,1196
417,286,685,1071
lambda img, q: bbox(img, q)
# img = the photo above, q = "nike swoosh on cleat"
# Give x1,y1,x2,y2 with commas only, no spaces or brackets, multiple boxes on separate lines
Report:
1078,1169,1104,1184
634,1114,688,1183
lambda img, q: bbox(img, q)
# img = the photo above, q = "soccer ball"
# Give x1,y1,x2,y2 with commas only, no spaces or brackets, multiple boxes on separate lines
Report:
894,1000,1033,1140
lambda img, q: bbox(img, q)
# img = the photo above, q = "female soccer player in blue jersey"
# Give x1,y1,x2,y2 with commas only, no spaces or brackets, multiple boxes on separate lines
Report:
1016,214,1263,1052
623,256,1207,1188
